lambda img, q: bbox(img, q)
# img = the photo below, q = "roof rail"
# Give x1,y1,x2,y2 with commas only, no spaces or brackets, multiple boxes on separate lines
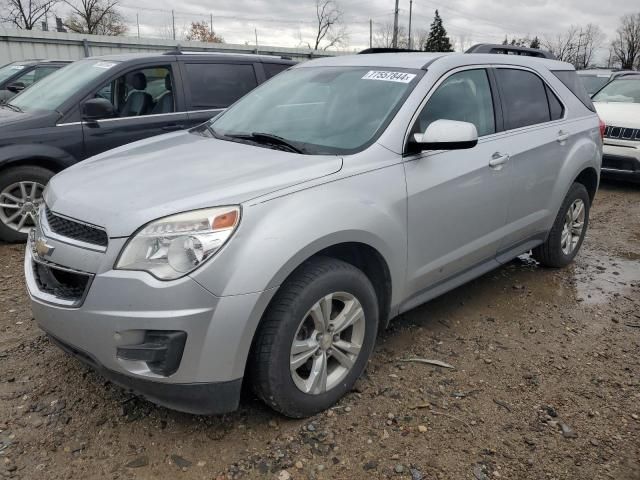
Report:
162,49,294,61
358,47,422,54
465,43,556,60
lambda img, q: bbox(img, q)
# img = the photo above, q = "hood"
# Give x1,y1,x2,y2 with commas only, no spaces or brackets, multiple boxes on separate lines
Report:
46,131,343,237
594,102,640,129
0,107,55,133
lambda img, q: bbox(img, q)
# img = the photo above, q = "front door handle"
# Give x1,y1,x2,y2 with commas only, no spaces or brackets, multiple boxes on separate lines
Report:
489,152,510,169
557,131,570,143
162,124,183,132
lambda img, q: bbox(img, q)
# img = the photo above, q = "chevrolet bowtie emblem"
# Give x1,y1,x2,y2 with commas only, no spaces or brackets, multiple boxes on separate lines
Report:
35,237,55,258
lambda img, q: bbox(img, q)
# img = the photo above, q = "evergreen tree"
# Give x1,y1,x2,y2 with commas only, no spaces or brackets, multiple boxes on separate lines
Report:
529,36,541,49
424,10,453,52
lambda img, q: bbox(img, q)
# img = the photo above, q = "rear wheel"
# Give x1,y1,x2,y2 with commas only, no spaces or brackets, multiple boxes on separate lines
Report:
0,166,54,243
251,257,378,418
532,182,590,268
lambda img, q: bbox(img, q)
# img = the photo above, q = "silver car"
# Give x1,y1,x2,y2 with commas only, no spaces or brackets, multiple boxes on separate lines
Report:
25,52,602,418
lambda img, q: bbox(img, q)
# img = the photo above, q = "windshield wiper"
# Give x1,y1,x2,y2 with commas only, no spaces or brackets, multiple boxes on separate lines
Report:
227,132,305,154
1,103,22,113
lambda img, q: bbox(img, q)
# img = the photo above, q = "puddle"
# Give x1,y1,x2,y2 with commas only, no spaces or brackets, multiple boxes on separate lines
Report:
573,255,640,305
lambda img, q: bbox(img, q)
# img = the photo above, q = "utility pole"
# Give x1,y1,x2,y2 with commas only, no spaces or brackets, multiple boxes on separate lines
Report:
369,19,372,48
172,10,176,41
210,13,213,36
136,13,140,39
408,0,413,50
392,0,399,48
255,28,259,54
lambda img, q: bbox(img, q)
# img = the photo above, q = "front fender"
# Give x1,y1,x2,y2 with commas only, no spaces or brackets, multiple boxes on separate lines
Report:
189,163,408,379
0,143,77,171
190,163,408,302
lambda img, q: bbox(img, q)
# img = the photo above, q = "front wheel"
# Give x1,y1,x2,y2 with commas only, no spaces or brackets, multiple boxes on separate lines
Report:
0,166,55,243
251,257,379,418
532,182,590,268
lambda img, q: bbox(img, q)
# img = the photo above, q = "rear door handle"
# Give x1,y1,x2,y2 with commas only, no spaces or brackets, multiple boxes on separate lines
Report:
557,131,570,143
162,124,183,132
489,152,510,169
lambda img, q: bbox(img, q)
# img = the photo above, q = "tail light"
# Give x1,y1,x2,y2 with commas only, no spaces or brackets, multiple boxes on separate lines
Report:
598,117,606,139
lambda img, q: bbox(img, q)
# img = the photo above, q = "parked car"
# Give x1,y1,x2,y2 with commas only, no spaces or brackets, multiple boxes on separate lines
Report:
0,59,70,104
26,52,601,418
0,52,295,242
592,74,640,181
577,69,637,96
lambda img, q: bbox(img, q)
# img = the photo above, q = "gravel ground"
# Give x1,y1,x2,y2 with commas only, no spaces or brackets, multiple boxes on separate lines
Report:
0,180,639,480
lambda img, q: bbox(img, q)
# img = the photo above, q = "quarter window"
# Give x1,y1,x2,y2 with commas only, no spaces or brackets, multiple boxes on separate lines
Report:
414,69,495,137
546,85,564,120
185,63,258,109
496,69,551,129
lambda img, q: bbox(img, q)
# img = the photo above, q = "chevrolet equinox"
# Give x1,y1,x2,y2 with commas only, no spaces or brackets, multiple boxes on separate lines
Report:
26,52,602,418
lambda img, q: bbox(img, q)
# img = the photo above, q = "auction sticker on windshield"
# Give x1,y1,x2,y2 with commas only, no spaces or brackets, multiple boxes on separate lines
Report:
362,71,416,83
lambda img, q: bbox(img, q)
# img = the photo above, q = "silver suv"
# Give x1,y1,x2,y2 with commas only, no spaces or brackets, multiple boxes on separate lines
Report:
25,52,602,418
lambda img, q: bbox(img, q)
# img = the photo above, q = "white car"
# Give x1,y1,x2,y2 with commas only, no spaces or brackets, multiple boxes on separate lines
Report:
593,74,640,181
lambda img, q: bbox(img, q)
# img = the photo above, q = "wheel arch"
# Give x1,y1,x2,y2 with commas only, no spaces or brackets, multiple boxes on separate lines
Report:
0,144,77,176
242,238,395,384
573,166,599,203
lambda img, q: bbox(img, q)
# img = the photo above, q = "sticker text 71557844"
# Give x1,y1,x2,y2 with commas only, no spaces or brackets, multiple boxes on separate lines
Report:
361,71,416,83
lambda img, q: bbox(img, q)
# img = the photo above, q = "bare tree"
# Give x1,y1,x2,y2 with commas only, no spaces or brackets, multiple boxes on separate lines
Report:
576,24,604,69
64,0,127,35
307,0,347,51
373,22,408,48
1,0,58,29
612,13,640,69
185,21,224,43
543,26,579,63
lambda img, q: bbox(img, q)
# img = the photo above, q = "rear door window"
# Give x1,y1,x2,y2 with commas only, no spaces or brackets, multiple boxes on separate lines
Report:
184,63,258,109
495,68,551,130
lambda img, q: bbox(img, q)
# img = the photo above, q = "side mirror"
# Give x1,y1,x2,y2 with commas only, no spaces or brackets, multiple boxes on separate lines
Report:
82,98,114,121
6,82,25,93
412,119,478,151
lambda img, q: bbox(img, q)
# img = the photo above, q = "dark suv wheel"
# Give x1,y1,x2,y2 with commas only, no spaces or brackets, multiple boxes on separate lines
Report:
251,257,379,418
0,166,54,243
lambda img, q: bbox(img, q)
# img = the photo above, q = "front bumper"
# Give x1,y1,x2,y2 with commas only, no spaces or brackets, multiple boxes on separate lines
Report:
25,227,272,415
602,143,640,180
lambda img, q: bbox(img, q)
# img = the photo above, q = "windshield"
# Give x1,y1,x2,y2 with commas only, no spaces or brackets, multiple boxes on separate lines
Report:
209,66,423,155
592,78,640,103
10,59,120,112
578,74,611,95
0,62,26,84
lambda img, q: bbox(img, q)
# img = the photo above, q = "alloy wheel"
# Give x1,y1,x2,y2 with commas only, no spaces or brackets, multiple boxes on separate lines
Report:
290,292,366,395
561,198,585,255
0,181,45,233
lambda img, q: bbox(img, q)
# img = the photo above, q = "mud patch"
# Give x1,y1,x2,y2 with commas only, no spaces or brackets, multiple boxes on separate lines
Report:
574,255,640,305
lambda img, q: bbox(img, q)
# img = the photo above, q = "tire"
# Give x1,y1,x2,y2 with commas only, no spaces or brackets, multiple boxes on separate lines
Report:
0,165,55,243
532,182,590,268
251,257,379,418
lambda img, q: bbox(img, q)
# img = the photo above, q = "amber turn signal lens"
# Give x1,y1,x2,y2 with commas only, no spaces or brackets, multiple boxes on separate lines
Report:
212,210,238,230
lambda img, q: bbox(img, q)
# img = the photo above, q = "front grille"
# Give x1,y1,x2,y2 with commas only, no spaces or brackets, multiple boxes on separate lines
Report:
32,260,92,305
45,207,108,248
604,125,640,141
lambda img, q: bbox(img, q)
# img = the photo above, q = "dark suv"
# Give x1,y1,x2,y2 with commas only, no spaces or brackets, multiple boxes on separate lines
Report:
0,59,70,103
0,52,295,241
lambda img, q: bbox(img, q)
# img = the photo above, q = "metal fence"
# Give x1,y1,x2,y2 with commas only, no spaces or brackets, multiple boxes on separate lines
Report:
0,28,341,64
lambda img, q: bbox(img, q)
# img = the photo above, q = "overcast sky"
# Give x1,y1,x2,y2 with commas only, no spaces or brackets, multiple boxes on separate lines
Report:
60,0,638,56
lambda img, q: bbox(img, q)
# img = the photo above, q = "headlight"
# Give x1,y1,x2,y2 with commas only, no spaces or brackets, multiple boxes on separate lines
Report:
115,206,240,280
